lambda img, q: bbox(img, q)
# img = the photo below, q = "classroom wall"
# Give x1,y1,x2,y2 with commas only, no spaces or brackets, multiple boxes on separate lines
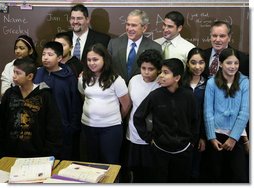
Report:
0,6,249,73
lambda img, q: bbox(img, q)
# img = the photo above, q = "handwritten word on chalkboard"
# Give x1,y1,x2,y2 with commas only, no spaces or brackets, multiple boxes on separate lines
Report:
3,15,29,35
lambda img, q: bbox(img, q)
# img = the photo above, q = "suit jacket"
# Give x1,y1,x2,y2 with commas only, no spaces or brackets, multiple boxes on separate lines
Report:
204,46,249,78
108,35,162,83
67,29,111,63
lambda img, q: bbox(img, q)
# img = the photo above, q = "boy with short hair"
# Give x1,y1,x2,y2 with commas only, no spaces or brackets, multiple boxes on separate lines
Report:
134,58,198,183
126,49,162,182
54,32,83,78
34,41,82,160
0,57,62,158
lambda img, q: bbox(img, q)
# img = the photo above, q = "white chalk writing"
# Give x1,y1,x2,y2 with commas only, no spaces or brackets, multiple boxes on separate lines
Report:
3,15,28,24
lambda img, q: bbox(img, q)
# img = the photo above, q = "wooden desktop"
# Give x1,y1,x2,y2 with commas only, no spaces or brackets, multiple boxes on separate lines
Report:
0,157,121,183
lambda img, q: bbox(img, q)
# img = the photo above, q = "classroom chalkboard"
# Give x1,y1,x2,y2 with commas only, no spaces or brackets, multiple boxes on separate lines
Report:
0,6,249,74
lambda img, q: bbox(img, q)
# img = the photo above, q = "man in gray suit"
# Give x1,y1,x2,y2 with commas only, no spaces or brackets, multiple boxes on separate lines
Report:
108,9,162,84
108,9,161,182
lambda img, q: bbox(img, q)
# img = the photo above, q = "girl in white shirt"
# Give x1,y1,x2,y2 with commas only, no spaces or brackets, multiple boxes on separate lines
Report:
78,43,131,164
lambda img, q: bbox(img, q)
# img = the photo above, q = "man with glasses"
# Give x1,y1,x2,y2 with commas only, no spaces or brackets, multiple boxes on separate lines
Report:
154,11,195,65
68,4,110,63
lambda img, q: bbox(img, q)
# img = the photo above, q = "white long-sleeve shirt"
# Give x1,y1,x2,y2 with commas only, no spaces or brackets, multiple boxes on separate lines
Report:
154,34,195,65
1,59,15,95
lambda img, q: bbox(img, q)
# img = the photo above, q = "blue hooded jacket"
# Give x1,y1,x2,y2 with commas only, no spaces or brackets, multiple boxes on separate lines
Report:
34,64,82,133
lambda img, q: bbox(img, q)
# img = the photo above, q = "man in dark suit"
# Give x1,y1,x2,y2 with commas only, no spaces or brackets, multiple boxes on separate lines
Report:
68,4,110,64
204,20,249,79
108,9,162,84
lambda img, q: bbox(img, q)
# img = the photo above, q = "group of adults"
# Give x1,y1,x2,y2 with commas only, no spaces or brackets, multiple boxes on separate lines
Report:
0,3,249,183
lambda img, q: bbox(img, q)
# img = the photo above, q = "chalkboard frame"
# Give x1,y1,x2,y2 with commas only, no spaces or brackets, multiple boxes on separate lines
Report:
1,0,250,7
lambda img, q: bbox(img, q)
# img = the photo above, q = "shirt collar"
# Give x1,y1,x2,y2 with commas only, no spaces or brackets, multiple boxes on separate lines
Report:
73,29,89,42
128,36,143,48
212,46,229,56
211,48,218,57
163,34,181,46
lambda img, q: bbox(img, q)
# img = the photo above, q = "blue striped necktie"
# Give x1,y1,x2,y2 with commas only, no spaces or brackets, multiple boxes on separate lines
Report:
127,42,136,79
73,37,80,60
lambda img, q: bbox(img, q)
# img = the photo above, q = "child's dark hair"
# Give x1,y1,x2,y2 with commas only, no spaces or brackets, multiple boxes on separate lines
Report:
54,32,73,46
137,49,162,70
162,58,184,85
43,41,63,57
83,43,118,90
215,48,240,98
15,35,38,62
182,47,206,86
13,57,37,80
162,58,184,76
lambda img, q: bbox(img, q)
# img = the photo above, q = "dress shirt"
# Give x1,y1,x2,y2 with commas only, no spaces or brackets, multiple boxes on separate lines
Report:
72,30,88,59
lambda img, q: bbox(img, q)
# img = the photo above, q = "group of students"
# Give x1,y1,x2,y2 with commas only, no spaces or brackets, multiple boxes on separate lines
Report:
0,4,250,183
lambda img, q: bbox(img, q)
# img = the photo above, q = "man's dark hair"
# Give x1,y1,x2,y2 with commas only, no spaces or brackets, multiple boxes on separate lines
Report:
71,4,89,18
164,11,184,27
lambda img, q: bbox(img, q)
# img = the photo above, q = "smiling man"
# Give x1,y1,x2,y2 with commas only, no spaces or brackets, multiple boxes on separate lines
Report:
203,20,249,78
67,4,110,64
108,9,162,84
154,11,195,65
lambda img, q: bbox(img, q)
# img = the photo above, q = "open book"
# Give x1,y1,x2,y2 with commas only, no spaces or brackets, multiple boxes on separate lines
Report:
43,174,84,183
57,163,109,183
0,170,10,183
9,156,55,183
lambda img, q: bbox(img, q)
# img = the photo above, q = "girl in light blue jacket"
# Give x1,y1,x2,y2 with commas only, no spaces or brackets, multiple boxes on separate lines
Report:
204,48,249,183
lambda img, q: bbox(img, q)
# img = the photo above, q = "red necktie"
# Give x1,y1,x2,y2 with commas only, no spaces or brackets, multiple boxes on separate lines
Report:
209,53,219,76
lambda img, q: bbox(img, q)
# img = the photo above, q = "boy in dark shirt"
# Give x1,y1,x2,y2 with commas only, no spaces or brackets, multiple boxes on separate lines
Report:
34,41,82,160
0,57,62,158
134,58,198,183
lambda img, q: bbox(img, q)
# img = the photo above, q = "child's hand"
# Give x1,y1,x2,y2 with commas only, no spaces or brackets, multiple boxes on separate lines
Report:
78,71,83,78
222,137,236,151
198,138,206,152
211,139,223,151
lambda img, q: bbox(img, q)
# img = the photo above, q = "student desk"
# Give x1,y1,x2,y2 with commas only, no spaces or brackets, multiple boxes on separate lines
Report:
52,160,121,183
0,157,121,183
0,157,60,172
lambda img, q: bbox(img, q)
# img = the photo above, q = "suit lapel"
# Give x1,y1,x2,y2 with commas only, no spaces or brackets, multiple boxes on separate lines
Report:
129,37,146,75
81,29,94,60
119,36,128,79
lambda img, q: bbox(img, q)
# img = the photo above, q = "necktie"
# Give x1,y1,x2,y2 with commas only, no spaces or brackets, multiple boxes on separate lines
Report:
163,40,171,59
127,42,136,78
73,38,80,60
209,53,219,76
